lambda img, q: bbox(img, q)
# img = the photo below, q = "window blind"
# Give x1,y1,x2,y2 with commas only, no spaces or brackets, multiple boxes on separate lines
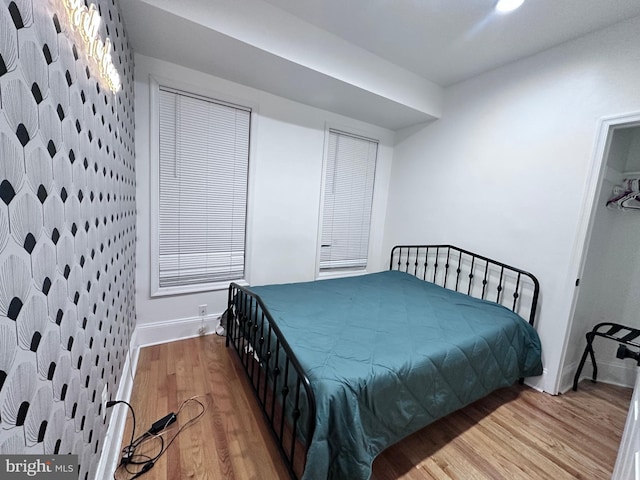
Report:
158,87,250,287
320,129,378,270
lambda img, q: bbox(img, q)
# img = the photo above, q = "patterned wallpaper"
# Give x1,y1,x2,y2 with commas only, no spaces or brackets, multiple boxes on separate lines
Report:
0,0,135,479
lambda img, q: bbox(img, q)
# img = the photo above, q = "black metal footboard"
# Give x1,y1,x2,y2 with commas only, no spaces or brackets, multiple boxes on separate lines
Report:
391,245,540,326
225,283,316,480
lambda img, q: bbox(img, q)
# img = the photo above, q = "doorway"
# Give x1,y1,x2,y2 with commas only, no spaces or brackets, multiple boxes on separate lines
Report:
561,113,640,392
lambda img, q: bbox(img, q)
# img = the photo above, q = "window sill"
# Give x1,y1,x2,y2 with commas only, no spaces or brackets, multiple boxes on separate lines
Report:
316,269,369,281
151,278,249,297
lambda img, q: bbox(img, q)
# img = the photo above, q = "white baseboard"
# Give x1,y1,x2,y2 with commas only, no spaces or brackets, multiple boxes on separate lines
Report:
95,329,140,480
524,368,546,393
559,358,637,394
135,313,223,348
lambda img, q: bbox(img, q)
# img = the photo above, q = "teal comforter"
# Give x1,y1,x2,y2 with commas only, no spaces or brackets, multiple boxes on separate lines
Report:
249,270,543,480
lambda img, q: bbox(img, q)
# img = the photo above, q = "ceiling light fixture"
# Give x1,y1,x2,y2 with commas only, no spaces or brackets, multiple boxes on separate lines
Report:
495,0,525,13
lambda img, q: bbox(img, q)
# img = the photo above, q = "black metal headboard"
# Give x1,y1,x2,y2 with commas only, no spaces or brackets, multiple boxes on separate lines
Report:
390,245,540,326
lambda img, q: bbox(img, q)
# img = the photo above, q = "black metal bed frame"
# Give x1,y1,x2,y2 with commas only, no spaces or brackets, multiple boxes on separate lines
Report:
225,245,540,479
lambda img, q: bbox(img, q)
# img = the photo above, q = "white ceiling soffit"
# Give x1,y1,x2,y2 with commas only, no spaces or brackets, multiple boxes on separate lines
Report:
120,0,443,130
262,0,640,87
120,0,640,130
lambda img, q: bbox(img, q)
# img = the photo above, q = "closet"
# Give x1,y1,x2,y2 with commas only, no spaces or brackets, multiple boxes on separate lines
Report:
567,125,640,388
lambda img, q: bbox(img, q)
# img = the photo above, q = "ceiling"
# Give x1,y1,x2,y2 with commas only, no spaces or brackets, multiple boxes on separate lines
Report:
260,0,640,87
119,0,640,130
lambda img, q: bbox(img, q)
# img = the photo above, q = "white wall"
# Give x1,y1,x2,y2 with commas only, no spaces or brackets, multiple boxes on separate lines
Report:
134,54,394,339
383,16,640,394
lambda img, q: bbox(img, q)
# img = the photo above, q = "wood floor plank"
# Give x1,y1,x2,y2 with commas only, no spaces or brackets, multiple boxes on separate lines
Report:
116,335,632,480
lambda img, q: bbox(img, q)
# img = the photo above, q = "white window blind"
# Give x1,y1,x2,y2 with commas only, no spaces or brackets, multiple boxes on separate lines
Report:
320,129,378,271
158,87,250,287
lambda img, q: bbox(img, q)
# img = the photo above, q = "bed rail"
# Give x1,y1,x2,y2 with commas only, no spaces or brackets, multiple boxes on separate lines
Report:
226,283,316,480
390,245,540,326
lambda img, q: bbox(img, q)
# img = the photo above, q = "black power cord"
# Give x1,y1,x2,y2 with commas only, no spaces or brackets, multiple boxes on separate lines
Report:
106,401,137,467
110,396,208,479
129,461,154,479
149,412,177,434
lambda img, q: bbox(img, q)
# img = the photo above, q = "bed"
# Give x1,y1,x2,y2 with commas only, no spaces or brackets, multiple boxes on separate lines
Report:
225,245,543,480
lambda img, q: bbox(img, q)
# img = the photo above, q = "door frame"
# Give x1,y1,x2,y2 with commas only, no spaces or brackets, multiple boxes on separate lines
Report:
556,111,640,393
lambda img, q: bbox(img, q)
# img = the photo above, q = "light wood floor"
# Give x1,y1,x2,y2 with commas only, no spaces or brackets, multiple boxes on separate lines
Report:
116,335,632,480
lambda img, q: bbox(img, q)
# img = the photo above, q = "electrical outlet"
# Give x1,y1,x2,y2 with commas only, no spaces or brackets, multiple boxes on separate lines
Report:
101,384,108,421
199,304,207,317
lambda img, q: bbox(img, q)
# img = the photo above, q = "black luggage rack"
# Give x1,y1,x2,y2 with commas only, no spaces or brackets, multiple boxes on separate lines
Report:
573,322,640,391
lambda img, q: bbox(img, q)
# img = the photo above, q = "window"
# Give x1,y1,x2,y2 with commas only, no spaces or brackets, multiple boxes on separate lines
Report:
154,85,250,292
319,129,378,271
